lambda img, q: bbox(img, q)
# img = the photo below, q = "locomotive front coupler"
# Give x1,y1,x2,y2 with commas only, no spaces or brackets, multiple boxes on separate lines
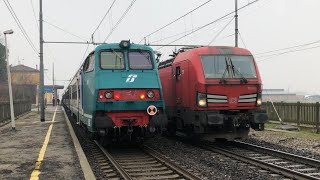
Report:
127,124,134,134
233,117,240,127
99,129,107,136
123,119,135,134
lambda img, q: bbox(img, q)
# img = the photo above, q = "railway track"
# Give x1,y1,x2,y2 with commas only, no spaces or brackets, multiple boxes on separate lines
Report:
66,107,200,179
94,140,201,180
199,140,320,180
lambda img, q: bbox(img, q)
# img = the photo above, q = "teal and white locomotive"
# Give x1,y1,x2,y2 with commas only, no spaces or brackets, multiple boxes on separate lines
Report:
63,40,167,143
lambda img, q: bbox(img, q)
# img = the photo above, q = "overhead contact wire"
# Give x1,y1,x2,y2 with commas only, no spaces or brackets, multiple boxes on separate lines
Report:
255,40,320,56
139,0,214,43
103,0,137,42
156,0,260,50
238,31,247,48
30,0,39,28
43,20,87,41
257,44,320,62
3,0,39,55
91,0,117,37
208,17,234,45
150,16,233,44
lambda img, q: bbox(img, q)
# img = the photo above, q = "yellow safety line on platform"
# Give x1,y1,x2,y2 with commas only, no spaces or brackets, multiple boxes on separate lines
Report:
30,106,58,180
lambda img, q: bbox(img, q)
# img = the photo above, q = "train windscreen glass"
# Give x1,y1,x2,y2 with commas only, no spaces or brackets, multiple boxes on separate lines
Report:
100,51,125,69
201,55,257,79
230,55,257,78
128,51,153,70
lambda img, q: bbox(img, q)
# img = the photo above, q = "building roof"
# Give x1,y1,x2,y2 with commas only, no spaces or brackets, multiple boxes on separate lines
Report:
262,89,296,95
11,64,39,72
43,85,65,93
263,89,285,92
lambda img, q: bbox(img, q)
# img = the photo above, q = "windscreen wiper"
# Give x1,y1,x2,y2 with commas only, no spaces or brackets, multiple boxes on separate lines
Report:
219,57,229,84
229,57,248,84
111,49,123,67
111,49,122,60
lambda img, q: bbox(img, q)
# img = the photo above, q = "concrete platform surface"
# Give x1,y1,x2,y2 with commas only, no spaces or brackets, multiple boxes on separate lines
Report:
0,106,85,180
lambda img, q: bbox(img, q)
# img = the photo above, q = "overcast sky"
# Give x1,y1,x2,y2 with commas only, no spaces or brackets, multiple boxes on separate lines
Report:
1,0,320,97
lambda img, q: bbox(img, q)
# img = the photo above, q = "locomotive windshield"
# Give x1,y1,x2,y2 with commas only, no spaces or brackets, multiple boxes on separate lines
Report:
100,51,125,69
201,55,257,79
128,51,153,70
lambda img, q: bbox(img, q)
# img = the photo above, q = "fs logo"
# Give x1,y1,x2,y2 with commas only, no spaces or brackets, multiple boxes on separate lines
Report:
229,97,237,104
126,74,137,83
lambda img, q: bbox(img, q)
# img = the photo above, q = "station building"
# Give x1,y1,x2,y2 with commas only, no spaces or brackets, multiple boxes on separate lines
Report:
10,64,40,104
5,64,63,105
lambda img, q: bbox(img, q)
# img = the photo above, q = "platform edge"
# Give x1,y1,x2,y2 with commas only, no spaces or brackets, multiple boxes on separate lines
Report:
62,107,96,180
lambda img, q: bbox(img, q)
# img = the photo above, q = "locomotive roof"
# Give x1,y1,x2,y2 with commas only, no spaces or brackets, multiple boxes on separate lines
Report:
94,43,154,52
158,46,252,69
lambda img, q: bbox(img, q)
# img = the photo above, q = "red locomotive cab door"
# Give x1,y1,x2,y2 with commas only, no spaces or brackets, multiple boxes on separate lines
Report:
174,61,189,106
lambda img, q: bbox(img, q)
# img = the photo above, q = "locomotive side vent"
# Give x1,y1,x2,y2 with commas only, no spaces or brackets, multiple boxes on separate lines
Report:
207,94,228,103
238,94,257,103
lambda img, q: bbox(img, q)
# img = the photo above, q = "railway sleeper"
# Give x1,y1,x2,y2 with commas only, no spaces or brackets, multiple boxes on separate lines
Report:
121,163,163,169
118,160,158,166
134,174,181,180
124,166,168,173
129,170,174,176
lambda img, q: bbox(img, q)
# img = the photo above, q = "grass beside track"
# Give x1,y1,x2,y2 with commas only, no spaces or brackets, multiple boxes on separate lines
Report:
265,123,320,140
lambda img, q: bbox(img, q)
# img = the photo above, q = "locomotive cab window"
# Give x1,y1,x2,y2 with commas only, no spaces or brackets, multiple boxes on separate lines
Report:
229,55,257,78
175,66,181,79
128,51,153,70
83,57,89,72
201,55,257,79
83,54,94,73
100,51,125,69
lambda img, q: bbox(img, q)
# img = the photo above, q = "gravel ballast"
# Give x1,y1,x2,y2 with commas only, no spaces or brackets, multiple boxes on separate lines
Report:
66,107,320,180
243,129,320,160
145,136,283,180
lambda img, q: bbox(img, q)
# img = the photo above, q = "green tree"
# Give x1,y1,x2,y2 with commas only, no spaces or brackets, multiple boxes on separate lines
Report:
0,43,7,83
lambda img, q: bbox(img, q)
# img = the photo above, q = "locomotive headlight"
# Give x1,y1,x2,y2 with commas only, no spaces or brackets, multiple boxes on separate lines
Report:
256,98,262,106
147,91,154,98
197,92,207,107
105,91,113,99
120,40,130,48
256,93,262,106
198,99,206,107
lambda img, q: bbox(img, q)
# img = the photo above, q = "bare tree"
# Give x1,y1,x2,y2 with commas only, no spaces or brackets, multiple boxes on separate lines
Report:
0,41,7,83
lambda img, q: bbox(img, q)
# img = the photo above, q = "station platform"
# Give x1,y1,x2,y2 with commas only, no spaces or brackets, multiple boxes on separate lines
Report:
0,106,94,180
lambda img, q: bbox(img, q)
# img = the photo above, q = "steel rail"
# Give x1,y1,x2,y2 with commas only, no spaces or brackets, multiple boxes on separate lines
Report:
94,140,132,180
234,140,320,168
200,144,319,180
143,145,202,180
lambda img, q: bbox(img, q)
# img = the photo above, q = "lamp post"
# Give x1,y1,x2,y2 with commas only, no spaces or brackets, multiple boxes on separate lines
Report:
4,29,15,130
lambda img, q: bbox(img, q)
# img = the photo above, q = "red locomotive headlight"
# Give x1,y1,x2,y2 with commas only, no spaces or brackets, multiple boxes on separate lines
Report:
114,94,120,100
99,94,104,99
140,94,145,100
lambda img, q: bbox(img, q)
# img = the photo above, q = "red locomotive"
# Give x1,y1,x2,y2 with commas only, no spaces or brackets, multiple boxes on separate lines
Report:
158,46,268,140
